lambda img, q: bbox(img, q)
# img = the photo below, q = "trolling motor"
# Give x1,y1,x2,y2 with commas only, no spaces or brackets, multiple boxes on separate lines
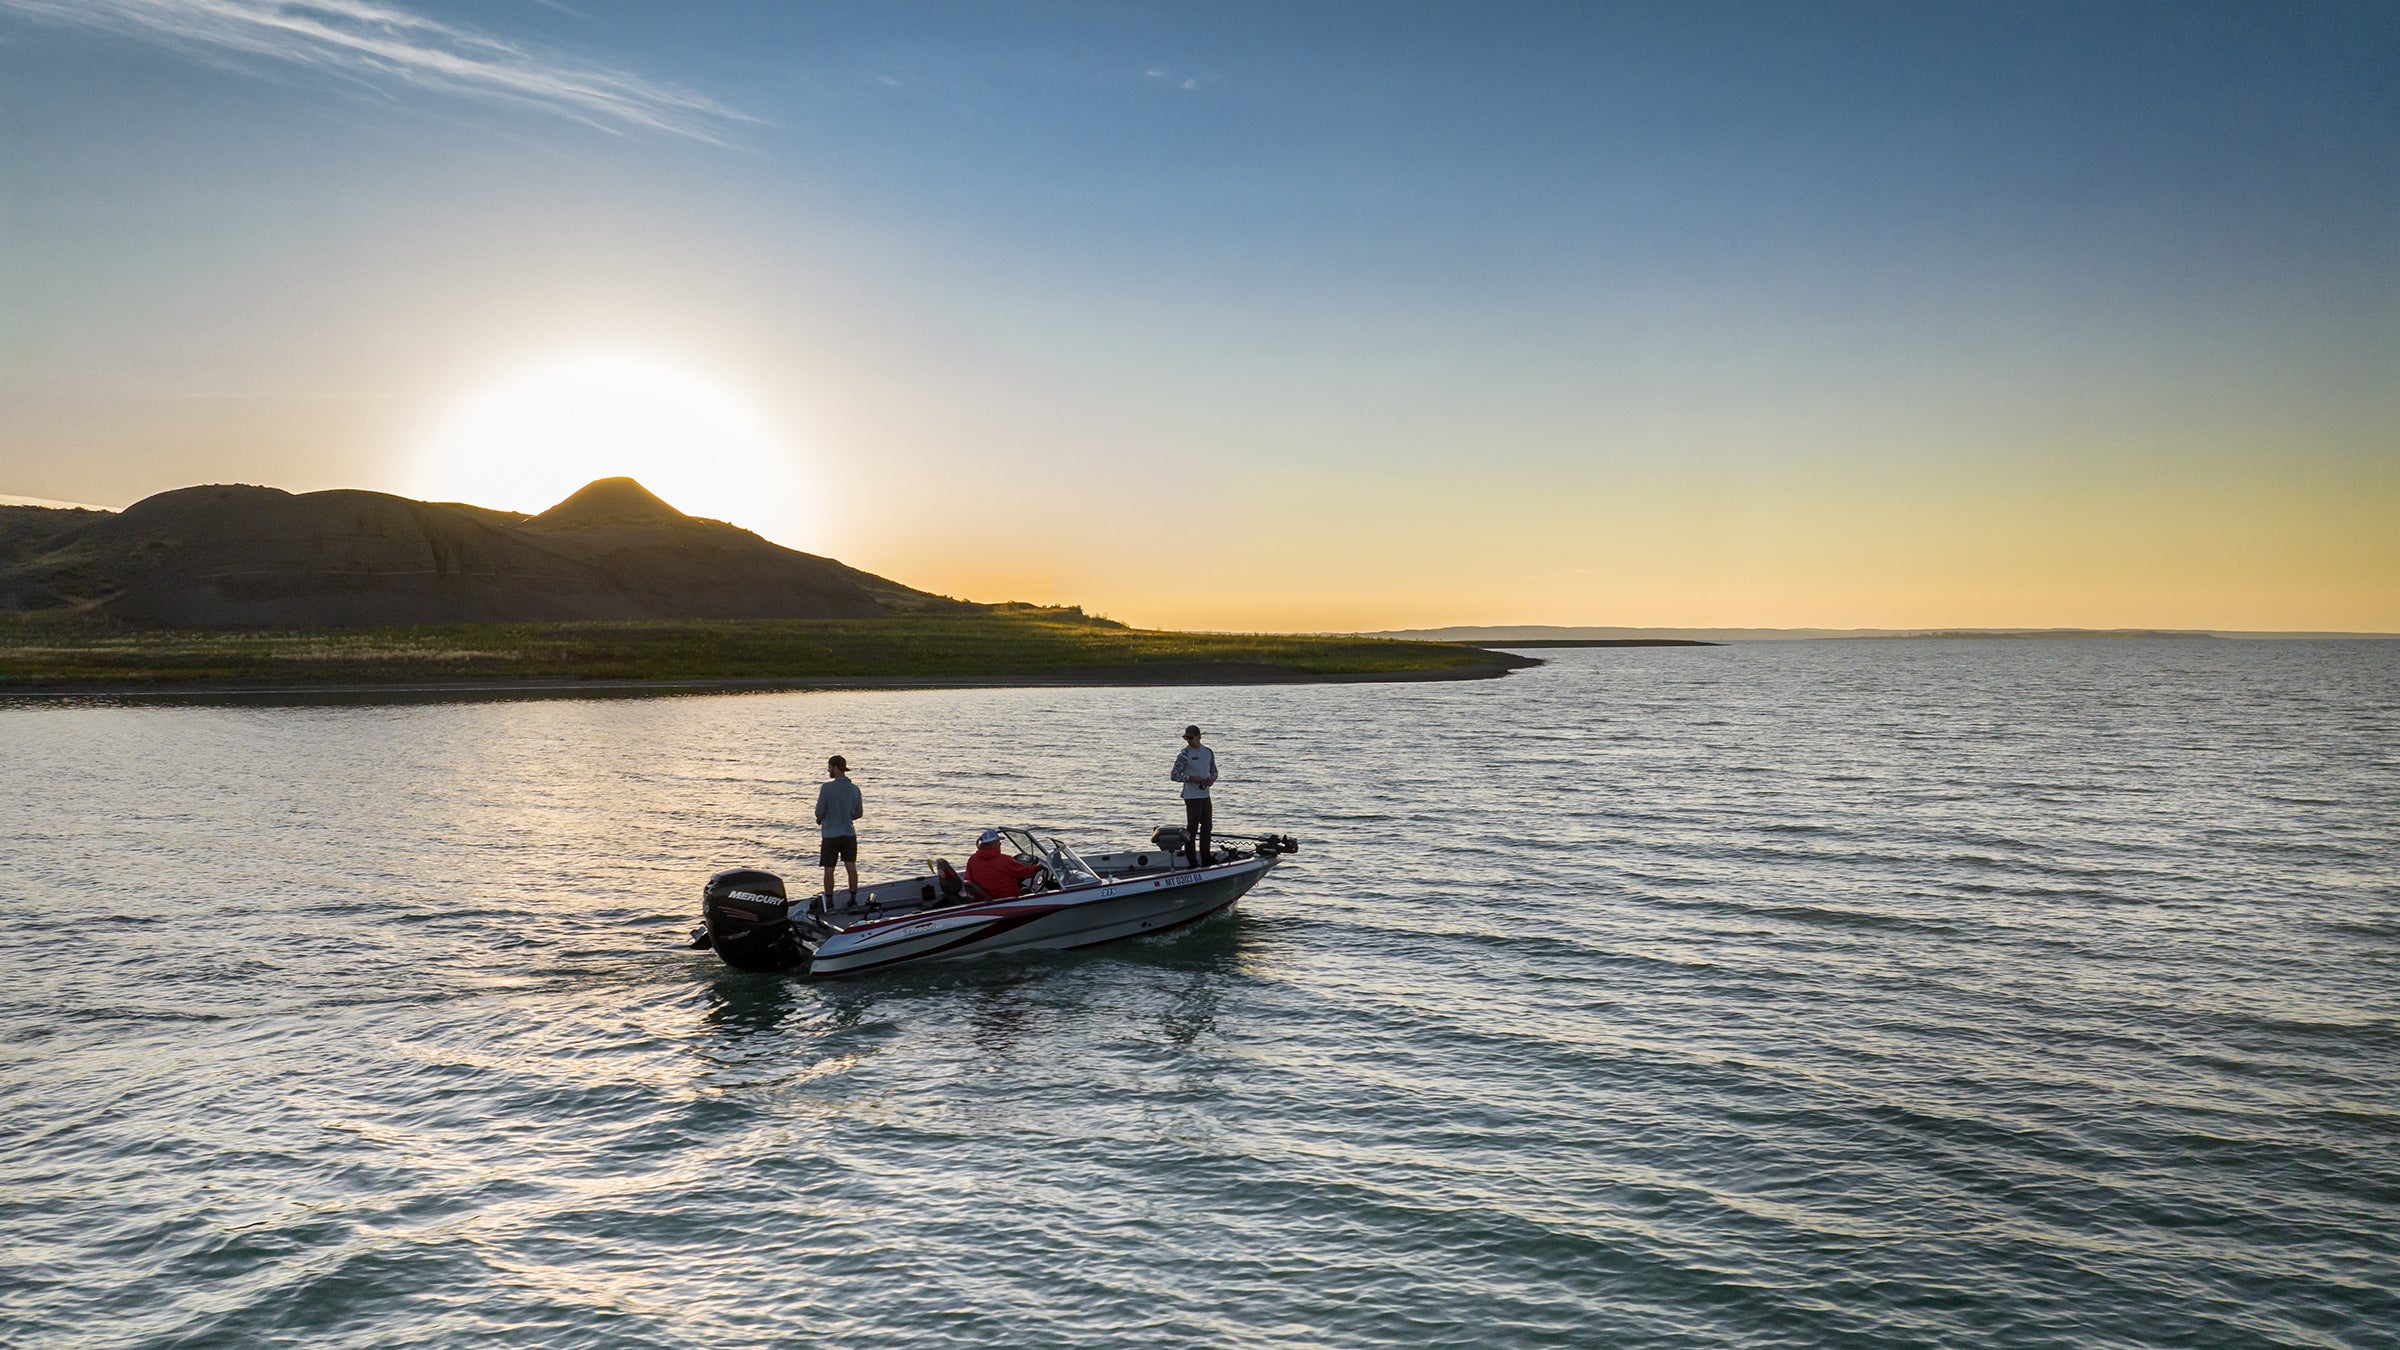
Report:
694,868,815,973
1248,833,1301,858
1150,827,1299,863
1229,832,1301,858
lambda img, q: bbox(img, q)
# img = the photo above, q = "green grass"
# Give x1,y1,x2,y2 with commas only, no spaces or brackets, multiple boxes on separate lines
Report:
0,610,1526,688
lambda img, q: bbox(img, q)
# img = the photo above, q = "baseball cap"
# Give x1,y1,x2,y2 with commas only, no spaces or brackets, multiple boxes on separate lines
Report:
978,828,1002,845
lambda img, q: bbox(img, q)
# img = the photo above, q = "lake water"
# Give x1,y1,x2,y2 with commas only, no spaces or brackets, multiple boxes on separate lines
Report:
3,641,2396,1348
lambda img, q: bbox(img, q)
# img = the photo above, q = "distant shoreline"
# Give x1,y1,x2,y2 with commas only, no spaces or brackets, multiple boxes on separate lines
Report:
1464,638,1720,648
0,661,1531,705
0,615,1537,703
0,663,1534,704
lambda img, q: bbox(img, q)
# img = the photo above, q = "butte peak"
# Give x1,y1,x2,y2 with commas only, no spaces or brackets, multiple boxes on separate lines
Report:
0,476,949,624
528,476,689,530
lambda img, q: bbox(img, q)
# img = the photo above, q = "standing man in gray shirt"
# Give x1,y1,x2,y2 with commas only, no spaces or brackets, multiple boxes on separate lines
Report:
1170,724,1217,867
815,754,864,912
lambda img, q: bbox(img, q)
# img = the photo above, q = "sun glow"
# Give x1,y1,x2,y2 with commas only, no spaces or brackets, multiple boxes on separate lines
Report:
411,354,806,541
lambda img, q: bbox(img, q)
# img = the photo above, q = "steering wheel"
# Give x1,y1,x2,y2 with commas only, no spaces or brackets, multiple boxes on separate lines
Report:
1031,863,1057,893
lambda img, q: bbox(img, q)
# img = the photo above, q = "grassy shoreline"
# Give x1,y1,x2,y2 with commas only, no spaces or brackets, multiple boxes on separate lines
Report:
0,613,1535,695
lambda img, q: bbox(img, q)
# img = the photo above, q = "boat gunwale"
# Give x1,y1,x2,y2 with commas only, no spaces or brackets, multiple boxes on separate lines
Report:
822,852,1274,947
807,862,1269,976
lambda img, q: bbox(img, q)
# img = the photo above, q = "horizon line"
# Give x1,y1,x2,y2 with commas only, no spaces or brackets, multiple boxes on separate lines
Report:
1352,625,2400,642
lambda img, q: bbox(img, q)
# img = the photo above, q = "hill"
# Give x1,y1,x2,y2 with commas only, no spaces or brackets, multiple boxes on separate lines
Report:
0,478,959,626
0,477,1536,692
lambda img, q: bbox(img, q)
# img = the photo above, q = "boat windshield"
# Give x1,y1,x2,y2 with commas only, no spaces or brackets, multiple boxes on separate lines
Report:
999,828,1101,887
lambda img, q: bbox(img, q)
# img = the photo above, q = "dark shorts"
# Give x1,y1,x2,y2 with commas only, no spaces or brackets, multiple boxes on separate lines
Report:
819,834,858,867
1184,797,1213,830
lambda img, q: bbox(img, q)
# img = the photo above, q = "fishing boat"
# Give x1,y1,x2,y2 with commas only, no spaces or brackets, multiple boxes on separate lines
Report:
690,826,1298,977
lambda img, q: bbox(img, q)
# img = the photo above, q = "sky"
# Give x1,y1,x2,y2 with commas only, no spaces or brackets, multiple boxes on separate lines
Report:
1,0,2393,632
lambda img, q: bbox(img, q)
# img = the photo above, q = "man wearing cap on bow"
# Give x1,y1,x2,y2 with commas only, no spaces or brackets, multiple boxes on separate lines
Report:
1170,724,1218,867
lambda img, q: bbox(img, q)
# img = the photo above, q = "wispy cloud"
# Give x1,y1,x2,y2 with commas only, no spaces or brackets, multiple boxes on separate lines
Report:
0,0,749,140
1144,66,1215,93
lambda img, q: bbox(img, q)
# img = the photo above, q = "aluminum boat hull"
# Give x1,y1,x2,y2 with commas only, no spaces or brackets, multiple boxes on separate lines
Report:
805,854,1274,977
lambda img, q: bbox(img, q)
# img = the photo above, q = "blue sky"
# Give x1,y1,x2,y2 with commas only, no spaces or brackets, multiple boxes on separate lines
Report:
2,1,2393,628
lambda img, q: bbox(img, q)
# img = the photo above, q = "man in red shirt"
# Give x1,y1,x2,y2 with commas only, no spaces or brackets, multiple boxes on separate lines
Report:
964,829,1043,900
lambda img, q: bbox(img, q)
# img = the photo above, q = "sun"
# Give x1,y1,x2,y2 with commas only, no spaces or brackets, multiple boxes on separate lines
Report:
410,354,806,541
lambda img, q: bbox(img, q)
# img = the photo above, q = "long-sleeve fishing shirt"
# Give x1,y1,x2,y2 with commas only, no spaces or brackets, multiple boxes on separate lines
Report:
815,776,863,838
1171,745,1218,800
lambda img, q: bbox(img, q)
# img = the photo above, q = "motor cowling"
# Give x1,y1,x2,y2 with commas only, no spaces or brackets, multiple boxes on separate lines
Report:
701,868,810,973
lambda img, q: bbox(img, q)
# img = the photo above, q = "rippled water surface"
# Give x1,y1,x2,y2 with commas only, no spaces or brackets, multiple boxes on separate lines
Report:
4,641,2397,1348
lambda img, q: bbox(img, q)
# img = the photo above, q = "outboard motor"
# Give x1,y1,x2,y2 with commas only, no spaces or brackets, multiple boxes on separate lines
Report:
699,868,811,973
